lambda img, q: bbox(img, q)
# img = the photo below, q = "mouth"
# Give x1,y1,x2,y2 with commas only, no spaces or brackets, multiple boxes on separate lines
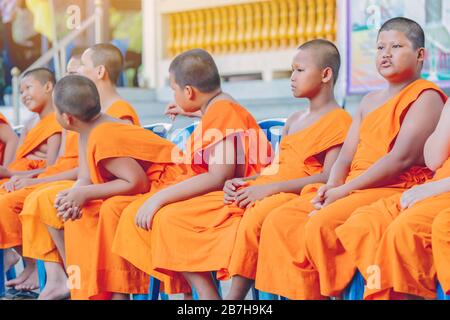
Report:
23,97,33,106
381,61,392,68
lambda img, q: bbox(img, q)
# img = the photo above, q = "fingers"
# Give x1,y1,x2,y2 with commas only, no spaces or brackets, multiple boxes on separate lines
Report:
232,179,248,188
235,190,249,205
223,182,237,198
238,198,252,209
223,194,235,204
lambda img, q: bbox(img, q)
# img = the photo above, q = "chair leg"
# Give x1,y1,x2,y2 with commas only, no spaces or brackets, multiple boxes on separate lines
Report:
258,291,280,300
437,282,450,300
37,260,46,292
149,276,162,300
342,271,365,300
251,287,260,300
0,249,5,298
212,271,222,298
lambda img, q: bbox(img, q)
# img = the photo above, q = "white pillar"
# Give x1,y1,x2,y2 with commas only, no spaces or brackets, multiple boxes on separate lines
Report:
142,0,158,88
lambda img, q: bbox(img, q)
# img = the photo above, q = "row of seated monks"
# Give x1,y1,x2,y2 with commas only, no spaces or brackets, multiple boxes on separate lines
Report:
0,16,448,300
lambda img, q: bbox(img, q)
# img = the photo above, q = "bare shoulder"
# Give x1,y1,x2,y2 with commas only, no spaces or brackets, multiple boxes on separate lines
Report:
357,90,383,115
286,110,306,126
407,89,445,117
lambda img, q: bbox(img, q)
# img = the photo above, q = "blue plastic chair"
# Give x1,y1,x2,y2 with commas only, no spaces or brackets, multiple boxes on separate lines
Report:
143,123,173,139
257,119,286,152
437,282,450,300
342,271,365,300
252,287,280,300
111,39,129,87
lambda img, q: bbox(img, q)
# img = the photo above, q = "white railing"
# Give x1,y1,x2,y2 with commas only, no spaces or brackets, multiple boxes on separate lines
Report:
10,0,105,126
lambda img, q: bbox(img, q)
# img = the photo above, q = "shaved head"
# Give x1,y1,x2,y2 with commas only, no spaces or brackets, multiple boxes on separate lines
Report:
88,43,124,84
22,68,56,86
298,39,341,85
378,17,425,49
54,75,101,122
169,49,221,93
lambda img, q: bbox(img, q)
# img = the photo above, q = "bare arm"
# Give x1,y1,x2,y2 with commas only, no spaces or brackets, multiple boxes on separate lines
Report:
424,100,450,171
325,100,364,187
0,123,19,167
76,157,150,202
150,138,238,208
341,90,444,193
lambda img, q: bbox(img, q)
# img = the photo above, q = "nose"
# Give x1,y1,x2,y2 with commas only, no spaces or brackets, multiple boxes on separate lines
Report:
382,47,392,59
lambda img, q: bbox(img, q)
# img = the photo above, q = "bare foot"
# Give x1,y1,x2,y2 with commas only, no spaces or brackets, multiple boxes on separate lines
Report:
7,263,39,291
3,248,20,272
38,262,70,300
38,282,70,300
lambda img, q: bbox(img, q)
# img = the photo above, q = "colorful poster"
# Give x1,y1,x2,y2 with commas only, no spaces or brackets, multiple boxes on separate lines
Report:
347,0,450,94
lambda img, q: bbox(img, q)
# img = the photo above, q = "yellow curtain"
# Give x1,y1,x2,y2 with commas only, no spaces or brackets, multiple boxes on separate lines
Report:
25,0,53,41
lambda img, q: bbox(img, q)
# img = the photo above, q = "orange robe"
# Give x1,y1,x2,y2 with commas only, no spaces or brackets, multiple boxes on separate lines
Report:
112,100,273,295
433,207,450,295
155,109,350,284
0,112,62,248
0,112,11,165
351,157,450,299
20,100,140,264
254,79,447,300
64,122,184,300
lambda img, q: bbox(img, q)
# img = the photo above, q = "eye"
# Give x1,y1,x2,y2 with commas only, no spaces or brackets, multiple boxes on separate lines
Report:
297,69,304,72
377,46,384,50
393,44,402,48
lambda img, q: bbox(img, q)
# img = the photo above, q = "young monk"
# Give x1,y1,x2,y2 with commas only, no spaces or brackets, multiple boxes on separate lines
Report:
342,98,450,300
18,43,140,300
254,17,447,300
219,40,352,300
110,48,273,299
1,68,62,291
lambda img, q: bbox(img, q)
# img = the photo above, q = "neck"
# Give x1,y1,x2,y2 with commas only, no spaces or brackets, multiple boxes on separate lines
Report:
76,113,103,135
97,82,121,111
308,86,338,113
38,102,54,119
200,89,223,115
387,75,420,96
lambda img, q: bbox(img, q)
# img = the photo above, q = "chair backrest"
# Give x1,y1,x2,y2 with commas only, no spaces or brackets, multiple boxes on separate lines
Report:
169,122,198,152
111,39,130,87
13,125,24,137
143,122,173,139
258,118,286,152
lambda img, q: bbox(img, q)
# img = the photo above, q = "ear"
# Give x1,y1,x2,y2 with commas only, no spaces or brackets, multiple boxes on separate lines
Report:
322,67,333,84
61,113,73,126
184,85,195,100
44,81,54,93
417,47,426,63
97,65,107,80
